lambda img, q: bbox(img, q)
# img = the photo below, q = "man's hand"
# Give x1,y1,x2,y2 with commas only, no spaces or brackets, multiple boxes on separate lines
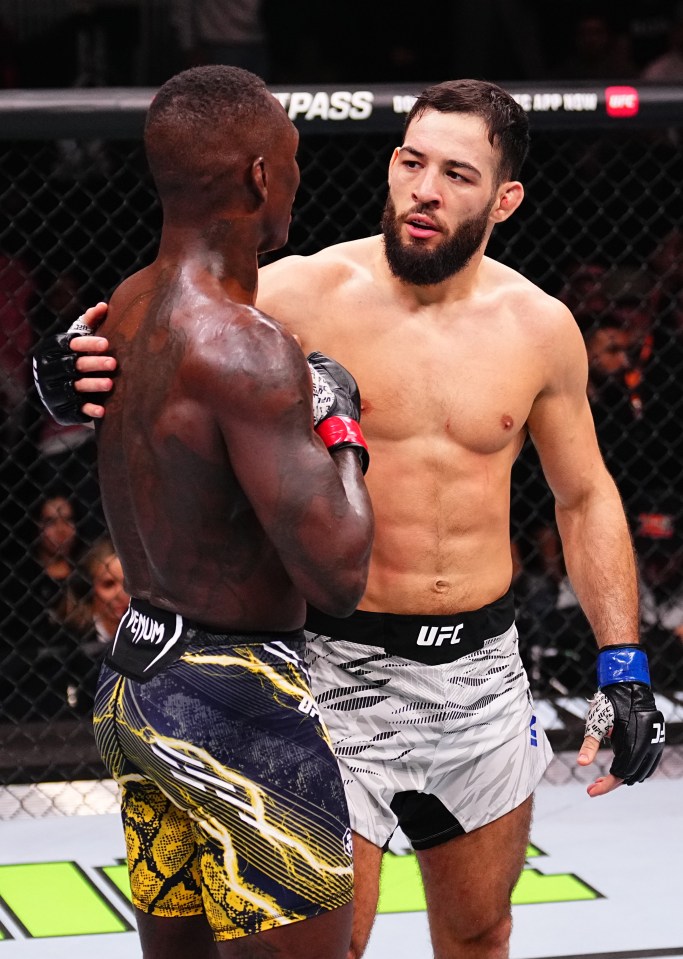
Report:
307,350,369,473
579,645,665,797
32,302,116,422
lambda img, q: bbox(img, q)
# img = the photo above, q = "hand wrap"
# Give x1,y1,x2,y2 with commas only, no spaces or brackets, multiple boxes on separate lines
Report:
32,318,94,426
585,644,665,785
308,350,369,474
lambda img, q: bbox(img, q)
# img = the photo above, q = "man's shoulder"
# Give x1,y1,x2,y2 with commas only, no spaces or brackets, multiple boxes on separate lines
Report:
484,257,573,323
177,302,306,417
260,237,379,289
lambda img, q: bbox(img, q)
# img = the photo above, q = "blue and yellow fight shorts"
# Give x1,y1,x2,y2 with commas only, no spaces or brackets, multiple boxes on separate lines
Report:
93,598,353,941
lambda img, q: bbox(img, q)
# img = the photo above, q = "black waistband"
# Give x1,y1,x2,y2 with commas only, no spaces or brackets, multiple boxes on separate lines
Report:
304,589,516,665
108,597,305,683
124,598,305,647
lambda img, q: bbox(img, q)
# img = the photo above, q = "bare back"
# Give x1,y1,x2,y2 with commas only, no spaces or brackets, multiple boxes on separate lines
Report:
97,263,333,632
258,236,592,614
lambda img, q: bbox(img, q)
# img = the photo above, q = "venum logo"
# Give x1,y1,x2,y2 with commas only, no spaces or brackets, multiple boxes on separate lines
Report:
125,607,166,645
416,624,463,647
605,86,639,118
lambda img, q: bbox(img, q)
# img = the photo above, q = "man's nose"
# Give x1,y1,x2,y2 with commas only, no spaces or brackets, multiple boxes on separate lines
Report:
412,169,441,205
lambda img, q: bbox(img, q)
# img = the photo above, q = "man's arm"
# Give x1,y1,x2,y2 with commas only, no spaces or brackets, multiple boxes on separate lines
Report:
527,300,664,794
202,316,373,618
32,253,319,422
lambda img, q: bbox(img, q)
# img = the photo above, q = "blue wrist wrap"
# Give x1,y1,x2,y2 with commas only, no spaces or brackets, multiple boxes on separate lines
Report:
597,645,650,688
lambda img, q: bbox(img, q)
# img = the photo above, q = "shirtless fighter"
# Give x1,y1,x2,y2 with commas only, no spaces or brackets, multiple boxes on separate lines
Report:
34,66,375,958
34,78,664,959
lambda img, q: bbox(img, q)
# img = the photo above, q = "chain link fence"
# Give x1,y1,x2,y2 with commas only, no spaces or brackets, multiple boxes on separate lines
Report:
1,83,682,806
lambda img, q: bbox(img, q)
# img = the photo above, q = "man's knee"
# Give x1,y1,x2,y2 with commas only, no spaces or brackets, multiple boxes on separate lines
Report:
433,905,512,958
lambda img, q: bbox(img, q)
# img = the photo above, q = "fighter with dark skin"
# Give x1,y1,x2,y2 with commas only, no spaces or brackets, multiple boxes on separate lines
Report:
41,66,374,959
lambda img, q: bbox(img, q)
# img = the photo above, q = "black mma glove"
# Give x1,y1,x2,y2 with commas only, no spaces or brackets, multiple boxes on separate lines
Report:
585,644,665,785
32,319,93,426
307,350,369,474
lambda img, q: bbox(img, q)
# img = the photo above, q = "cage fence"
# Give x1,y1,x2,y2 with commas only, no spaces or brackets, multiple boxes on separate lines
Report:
0,83,682,815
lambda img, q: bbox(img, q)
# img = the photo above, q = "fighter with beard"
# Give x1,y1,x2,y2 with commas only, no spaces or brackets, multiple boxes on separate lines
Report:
34,79,664,959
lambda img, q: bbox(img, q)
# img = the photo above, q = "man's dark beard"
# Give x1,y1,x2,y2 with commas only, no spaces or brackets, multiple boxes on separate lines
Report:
381,196,491,286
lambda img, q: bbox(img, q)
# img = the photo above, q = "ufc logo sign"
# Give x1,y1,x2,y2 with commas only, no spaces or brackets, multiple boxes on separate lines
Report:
651,722,665,744
605,86,639,117
417,624,463,647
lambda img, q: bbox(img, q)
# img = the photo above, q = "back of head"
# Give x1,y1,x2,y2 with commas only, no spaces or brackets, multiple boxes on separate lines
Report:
406,79,529,182
144,65,286,219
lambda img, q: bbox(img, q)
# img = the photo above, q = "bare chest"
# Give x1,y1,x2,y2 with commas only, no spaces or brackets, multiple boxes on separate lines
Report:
303,301,538,455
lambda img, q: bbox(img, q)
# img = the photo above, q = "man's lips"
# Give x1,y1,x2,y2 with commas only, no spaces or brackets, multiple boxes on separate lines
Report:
404,215,440,239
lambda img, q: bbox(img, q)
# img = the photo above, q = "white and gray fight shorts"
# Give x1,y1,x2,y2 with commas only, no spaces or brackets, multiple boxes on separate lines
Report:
304,589,553,850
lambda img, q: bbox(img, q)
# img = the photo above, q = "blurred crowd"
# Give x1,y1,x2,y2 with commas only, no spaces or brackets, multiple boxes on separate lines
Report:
511,232,683,696
0,1,682,88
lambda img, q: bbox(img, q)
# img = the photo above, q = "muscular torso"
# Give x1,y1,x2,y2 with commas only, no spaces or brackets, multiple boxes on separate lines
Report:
97,264,306,632
258,236,554,614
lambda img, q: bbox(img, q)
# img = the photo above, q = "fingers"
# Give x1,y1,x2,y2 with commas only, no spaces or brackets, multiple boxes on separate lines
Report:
73,353,116,374
579,735,624,797
77,302,108,331
81,401,106,419
577,734,601,767
587,773,623,797
74,376,114,394
71,336,112,356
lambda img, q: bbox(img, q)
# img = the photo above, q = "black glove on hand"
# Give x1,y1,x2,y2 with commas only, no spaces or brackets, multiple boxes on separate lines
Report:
32,327,93,426
307,350,369,473
585,644,665,785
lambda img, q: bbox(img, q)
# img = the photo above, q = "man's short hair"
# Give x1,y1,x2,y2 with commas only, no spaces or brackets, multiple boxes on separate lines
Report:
405,79,530,182
144,65,280,197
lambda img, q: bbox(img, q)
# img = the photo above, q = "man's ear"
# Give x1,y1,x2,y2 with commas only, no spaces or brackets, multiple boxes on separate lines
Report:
489,181,524,223
387,146,401,181
248,156,268,208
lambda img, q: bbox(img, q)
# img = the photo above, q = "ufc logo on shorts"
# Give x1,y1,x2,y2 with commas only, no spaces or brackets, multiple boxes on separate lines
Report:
298,694,319,719
417,624,463,646
651,721,665,744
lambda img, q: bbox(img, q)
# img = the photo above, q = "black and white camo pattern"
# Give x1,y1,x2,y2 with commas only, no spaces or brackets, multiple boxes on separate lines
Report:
304,623,553,847
584,690,615,742
309,362,336,426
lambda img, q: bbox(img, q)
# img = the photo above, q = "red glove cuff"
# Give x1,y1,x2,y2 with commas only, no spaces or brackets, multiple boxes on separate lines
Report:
316,415,369,473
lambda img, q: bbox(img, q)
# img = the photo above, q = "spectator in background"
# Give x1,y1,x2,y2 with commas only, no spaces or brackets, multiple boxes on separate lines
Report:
0,248,35,451
641,4,683,79
580,311,643,506
548,10,634,79
626,0,682,72
66,536,129,713
601,258,683,508
648,228,683,336
557,261,609,317
446,0,546,81
170,0,269,79
0,492,88,721
21,0,140,88
633,493,683,692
